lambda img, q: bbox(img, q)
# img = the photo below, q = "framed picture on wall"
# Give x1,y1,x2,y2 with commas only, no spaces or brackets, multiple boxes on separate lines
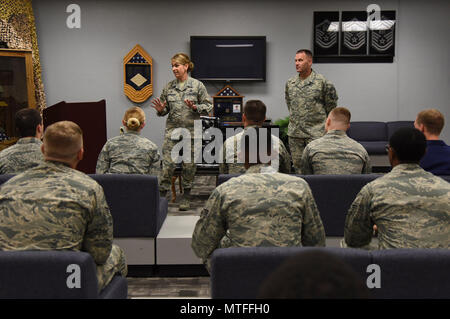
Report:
369,11,396,56
313,10,395,63
341,11,368,55
313,11,339,56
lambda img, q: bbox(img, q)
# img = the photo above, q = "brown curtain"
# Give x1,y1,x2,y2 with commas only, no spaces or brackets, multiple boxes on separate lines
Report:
0,0,46,112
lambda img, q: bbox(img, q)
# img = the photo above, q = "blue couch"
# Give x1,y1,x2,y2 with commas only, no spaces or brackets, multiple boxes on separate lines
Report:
89,174,168,265
217,174,450,237
347,121,414,155
0,251,127,299
210,246,450,299
89,174,168,239
217,174,381,237
0,174,168,266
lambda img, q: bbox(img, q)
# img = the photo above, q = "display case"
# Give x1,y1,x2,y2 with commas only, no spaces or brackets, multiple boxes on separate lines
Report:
0,49,36,143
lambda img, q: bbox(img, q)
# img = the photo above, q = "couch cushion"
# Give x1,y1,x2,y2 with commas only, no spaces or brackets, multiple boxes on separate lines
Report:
98,275,128,299
386,121,414,139
210,246,371,299
359,141,388,155
90,174,168,238
347,121,387,141
300,174,381,236
0,251,99,299
371,249,450,299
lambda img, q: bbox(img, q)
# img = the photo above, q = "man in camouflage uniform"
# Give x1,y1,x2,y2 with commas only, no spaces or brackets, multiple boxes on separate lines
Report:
344,127,450,249
219,100,291,174
0,121,127,292
285,49,338,173
301,107,371,175
192,128,325,271
0,108,44,174
152,54,212,210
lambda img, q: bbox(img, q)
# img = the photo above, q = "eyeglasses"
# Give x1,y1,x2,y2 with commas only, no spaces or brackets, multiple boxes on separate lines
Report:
385,144,390,153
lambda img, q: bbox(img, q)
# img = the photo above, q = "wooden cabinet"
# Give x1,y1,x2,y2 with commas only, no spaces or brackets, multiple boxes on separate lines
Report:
0,49,36,140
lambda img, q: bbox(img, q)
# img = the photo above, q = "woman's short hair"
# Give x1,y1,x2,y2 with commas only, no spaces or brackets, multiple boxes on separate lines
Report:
171,53,194,72
123,106,145,131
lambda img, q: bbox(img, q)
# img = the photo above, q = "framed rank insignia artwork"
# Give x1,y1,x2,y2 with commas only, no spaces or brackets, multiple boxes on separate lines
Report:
369,11,396,56
123,44,153,103
313,10,396,63
313,12,339,56
341,11,368,56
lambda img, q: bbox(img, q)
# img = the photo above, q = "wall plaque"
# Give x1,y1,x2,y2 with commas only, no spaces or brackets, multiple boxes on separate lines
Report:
123,44,153,103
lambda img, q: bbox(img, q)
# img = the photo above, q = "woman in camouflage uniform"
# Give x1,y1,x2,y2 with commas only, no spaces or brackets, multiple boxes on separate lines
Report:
96,106,160,175
151,53,212,210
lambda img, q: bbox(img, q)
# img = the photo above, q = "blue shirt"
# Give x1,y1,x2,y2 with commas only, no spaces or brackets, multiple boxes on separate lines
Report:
420,140,450,176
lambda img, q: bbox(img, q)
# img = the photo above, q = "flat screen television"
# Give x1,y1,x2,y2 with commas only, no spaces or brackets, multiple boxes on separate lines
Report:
190,36,266,82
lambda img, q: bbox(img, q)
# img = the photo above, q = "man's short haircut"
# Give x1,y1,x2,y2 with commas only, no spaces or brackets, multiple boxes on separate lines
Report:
258,250,369,299
244,100,266,123
389,127,426,163
43,121,83,161
240,127,272,166
14,108,42,138
330,107,351,125
416,109,445,136
296,49,313,59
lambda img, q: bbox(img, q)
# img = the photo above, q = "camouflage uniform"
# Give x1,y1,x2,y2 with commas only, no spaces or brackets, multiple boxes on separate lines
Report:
344,164,450,249
0,160,127,292
157,77,212,192
96,131,160,175
285,70,338,173
0,137,43,174
192,164,326,269
300,129,371,175
219,126,292,174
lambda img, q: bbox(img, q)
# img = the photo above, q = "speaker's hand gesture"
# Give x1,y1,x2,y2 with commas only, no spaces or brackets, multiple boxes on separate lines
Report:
151,98,167,113
184,99,197,111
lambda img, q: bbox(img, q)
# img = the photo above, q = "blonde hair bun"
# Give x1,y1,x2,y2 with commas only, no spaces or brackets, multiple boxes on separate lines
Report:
127,117,141,129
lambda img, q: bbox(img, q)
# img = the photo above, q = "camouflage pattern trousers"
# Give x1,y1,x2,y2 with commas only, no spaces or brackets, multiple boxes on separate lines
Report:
288,136,314,174
96,244,128,292
159,135,199,192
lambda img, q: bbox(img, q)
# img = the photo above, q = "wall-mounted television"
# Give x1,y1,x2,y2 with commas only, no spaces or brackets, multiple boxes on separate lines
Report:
190,36,266,82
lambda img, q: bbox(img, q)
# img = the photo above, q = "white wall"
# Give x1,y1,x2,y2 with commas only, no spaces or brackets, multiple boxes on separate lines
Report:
33,0,450,148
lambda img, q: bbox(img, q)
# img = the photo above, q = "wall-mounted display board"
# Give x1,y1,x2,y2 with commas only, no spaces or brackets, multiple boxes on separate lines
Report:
313,11,396,63
123,44,153,103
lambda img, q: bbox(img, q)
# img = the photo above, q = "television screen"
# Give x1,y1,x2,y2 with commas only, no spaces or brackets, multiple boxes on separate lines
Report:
190,36,266,81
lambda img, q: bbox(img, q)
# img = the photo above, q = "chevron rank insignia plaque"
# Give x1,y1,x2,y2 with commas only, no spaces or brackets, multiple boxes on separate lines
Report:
124,44,153,103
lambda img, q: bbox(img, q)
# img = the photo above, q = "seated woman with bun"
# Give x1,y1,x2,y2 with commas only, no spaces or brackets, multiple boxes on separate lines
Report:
96,106,160,175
